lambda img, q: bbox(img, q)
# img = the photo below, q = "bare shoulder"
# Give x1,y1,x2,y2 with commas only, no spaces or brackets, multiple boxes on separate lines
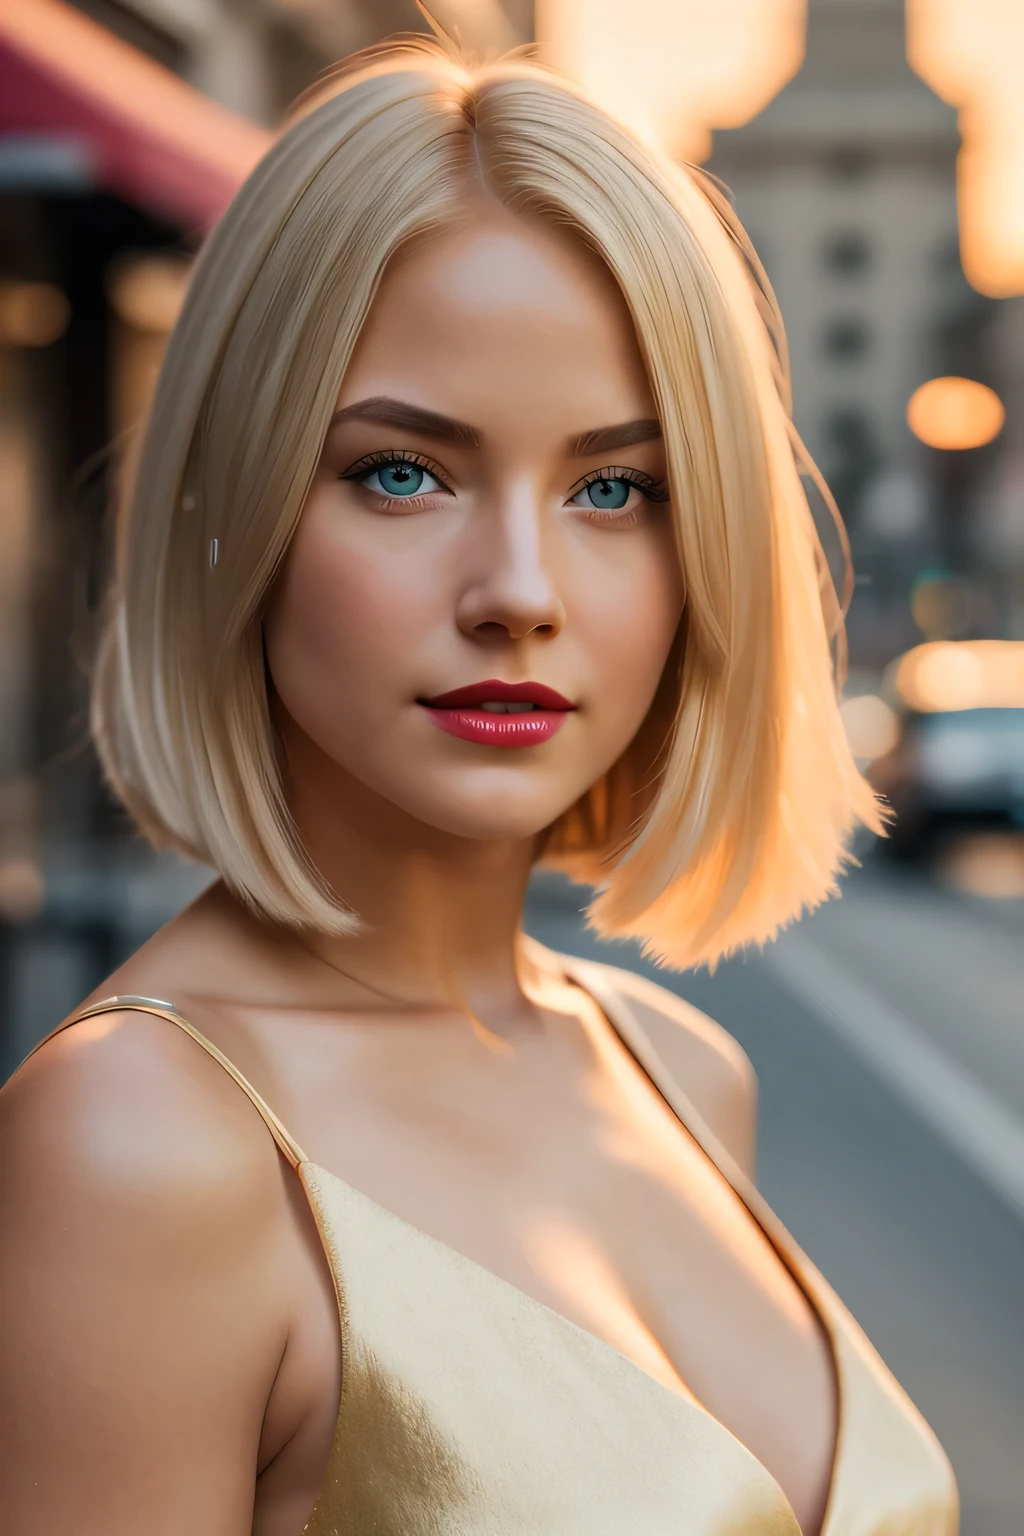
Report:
0,1006,295,1531
0,1002,291,1358
581,958,758,1180
1,1000,284,1203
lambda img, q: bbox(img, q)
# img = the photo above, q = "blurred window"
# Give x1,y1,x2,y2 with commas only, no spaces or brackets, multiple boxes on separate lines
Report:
824,407,876,460
932,235,964,276
822,231,872,276
822,317,871,361
822,406,880,514
825,147,873,182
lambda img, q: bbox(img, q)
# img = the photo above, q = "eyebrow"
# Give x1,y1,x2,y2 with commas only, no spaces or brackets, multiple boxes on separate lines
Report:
569,418,662,456
329,396,662,458
329,397,479,448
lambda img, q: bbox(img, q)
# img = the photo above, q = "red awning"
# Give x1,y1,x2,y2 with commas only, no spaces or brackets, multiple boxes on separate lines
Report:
1,0,272,229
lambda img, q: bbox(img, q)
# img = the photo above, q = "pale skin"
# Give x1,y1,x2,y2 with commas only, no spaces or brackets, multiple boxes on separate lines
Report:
0,209,836,1534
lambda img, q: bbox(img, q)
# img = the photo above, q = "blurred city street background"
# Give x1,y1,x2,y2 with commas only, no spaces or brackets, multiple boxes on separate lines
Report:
1,1,1023,1531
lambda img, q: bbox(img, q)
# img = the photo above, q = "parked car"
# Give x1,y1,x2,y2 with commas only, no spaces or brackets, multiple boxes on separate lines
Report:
868,641,1024,857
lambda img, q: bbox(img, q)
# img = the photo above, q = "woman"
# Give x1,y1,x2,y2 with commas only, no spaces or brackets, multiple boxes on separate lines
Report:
0,40,956,1536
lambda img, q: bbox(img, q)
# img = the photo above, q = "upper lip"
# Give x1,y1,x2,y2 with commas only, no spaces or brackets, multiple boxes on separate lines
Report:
421,679,576,710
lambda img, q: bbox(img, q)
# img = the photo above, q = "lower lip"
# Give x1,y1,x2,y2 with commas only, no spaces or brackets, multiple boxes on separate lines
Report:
420,706,571,748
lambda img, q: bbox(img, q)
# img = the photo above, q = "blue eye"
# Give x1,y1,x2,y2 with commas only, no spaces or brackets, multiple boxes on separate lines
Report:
571,477,633,511
363,461,443,498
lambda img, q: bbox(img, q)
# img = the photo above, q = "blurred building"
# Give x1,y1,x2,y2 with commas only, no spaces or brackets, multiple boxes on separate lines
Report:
711,0,955,666
711,0,1021,666
713,0,958,500
1,0,1021,1064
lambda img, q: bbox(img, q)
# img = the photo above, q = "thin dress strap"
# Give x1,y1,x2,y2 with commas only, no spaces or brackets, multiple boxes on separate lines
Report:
538,950,745,1183
552,950,842,1297
554,951,783,1227
22,995,308,1169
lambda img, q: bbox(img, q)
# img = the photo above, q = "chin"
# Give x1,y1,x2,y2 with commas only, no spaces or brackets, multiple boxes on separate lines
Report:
390,776,581,845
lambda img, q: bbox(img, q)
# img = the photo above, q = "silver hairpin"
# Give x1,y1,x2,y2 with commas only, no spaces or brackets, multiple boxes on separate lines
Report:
209,537,219,568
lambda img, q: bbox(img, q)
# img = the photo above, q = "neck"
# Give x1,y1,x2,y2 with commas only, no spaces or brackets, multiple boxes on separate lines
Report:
281,740,547,1026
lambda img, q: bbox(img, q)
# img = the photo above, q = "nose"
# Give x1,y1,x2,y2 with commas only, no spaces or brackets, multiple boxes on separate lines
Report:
455,489,566,643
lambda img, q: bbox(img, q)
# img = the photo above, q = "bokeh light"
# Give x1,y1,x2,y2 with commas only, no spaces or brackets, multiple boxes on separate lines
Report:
0,281,70,347
895,640,1024,712
906,376,1004,450
537,0,806,160
0,857,45,923
106,254,193,435
840,694,900,762
908,0,1024,297
107,253,192,334
910,571,976,640
938,834,1024,900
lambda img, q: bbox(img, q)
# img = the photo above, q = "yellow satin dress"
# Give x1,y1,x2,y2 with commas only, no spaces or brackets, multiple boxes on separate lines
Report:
37,945,957,1536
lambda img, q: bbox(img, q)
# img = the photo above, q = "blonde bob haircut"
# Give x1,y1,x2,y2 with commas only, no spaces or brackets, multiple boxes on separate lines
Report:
94,38,882,970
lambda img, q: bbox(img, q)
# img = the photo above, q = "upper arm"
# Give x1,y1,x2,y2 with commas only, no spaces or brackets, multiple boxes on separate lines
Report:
603,967,758,1181
0,1014,291,1535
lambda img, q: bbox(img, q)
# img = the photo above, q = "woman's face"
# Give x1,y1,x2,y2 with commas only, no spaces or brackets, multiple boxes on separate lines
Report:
264,209,684,843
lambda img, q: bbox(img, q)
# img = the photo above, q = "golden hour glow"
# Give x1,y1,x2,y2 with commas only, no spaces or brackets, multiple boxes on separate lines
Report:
895,641,1024,712
108,254,192,334
106,256,194,435
906,376,1004,451
0,857,45,923
519,1216,694,1397
840,695,900,762
537,0,806,160
907,0,1024,296
939,834,1024,900
0,282,70,347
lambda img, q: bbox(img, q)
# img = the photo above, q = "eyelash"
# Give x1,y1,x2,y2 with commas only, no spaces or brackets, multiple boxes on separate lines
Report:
567,465,670,524
339,449,453,508
339,451,670,520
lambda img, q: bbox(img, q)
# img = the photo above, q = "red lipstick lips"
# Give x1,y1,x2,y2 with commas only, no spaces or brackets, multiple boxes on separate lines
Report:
419,679,575,748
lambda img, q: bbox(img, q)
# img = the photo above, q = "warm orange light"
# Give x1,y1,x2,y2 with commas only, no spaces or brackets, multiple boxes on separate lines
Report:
939,834,1024,900
0,281,70,347
107,254,192,334
908,0,1024,297
894,641,1024,712
840,695,900,762
537,0,806,161
906,376,1004,451
0,857,45,923
106,255,193,436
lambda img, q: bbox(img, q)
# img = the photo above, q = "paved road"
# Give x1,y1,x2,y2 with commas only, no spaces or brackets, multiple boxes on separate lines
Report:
524,858,1024,1536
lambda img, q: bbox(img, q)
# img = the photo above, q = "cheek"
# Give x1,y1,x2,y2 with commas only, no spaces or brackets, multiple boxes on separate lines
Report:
263,499,430,724
574,535,684,722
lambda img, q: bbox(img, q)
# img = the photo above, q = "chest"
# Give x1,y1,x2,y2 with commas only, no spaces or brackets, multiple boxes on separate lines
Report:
248,1007,836,1531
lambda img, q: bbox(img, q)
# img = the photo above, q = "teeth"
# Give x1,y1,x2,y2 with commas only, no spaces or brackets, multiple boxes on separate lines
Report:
480,701,536,713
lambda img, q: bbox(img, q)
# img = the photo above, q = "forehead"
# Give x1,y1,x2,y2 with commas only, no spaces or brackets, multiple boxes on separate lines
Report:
337,210,656,435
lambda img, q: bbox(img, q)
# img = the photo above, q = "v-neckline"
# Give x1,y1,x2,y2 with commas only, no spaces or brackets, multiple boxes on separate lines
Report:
554,946,842,1536
301,942,842,1536
304,1155,808,1535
